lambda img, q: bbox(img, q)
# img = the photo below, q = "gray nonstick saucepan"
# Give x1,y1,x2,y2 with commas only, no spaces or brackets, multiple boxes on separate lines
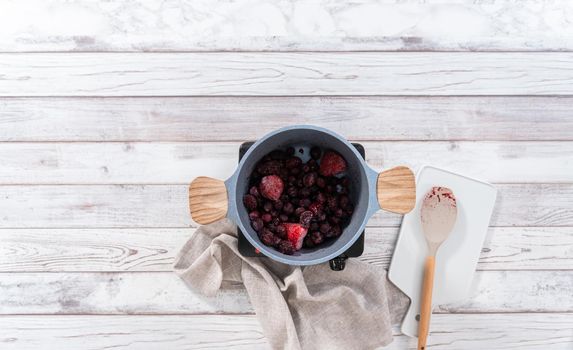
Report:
189,125,416,266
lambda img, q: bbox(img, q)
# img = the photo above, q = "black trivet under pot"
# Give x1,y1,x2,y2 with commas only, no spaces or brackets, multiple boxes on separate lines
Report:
237,142,365,271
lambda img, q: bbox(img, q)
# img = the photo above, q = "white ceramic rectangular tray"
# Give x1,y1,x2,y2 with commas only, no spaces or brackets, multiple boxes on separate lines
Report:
388,165,497,337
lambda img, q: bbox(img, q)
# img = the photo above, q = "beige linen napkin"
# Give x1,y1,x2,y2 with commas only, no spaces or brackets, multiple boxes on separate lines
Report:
174,219,409,350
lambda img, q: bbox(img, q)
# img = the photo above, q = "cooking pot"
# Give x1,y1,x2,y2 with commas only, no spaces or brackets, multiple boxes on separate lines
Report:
189,125,416,265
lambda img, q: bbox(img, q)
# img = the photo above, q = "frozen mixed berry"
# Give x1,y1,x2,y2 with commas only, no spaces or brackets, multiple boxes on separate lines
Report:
261,229,280,247
308,202,322,215
283,223,308,250
251,218,264,232
310,146,322,160
278,240,295,255
261,213,272,223
327,195,338,210
304,236,315,248
339,195,350,209
283,202,294,214
299,198,311,208
310,231,324,245
319,223,330,234
319,151,347,177
275,225,287,239
249,186,260,197
259,175,284,201
303,172,317,187
245,146,353,253
286,156,302,169
299,188,311,198
327,225,342,238
257,160,283,176
243,194,258,211
310,222,319,231
299,210,314,227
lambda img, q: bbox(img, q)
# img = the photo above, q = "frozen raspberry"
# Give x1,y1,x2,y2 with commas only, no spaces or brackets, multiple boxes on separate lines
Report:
249,211,260,220
319,151,347,176
259,175,284,201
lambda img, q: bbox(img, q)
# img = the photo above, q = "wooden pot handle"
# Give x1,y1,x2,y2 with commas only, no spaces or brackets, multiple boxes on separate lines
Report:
418,255,435,350
377,166,416,214
189,176,228,225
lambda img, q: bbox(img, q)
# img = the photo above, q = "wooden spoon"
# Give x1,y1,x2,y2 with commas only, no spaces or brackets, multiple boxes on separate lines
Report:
417,187,457,350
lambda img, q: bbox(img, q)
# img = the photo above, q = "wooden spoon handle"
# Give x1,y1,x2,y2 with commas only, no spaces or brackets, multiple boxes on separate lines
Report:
418,255,436,350
377,166,416,214
189,176,228,225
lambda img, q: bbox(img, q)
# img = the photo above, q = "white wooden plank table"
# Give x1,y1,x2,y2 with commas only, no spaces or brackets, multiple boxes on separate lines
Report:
0,1,572,349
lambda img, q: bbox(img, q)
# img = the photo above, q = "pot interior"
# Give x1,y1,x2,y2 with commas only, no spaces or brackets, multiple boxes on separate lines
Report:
235,127,370,265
